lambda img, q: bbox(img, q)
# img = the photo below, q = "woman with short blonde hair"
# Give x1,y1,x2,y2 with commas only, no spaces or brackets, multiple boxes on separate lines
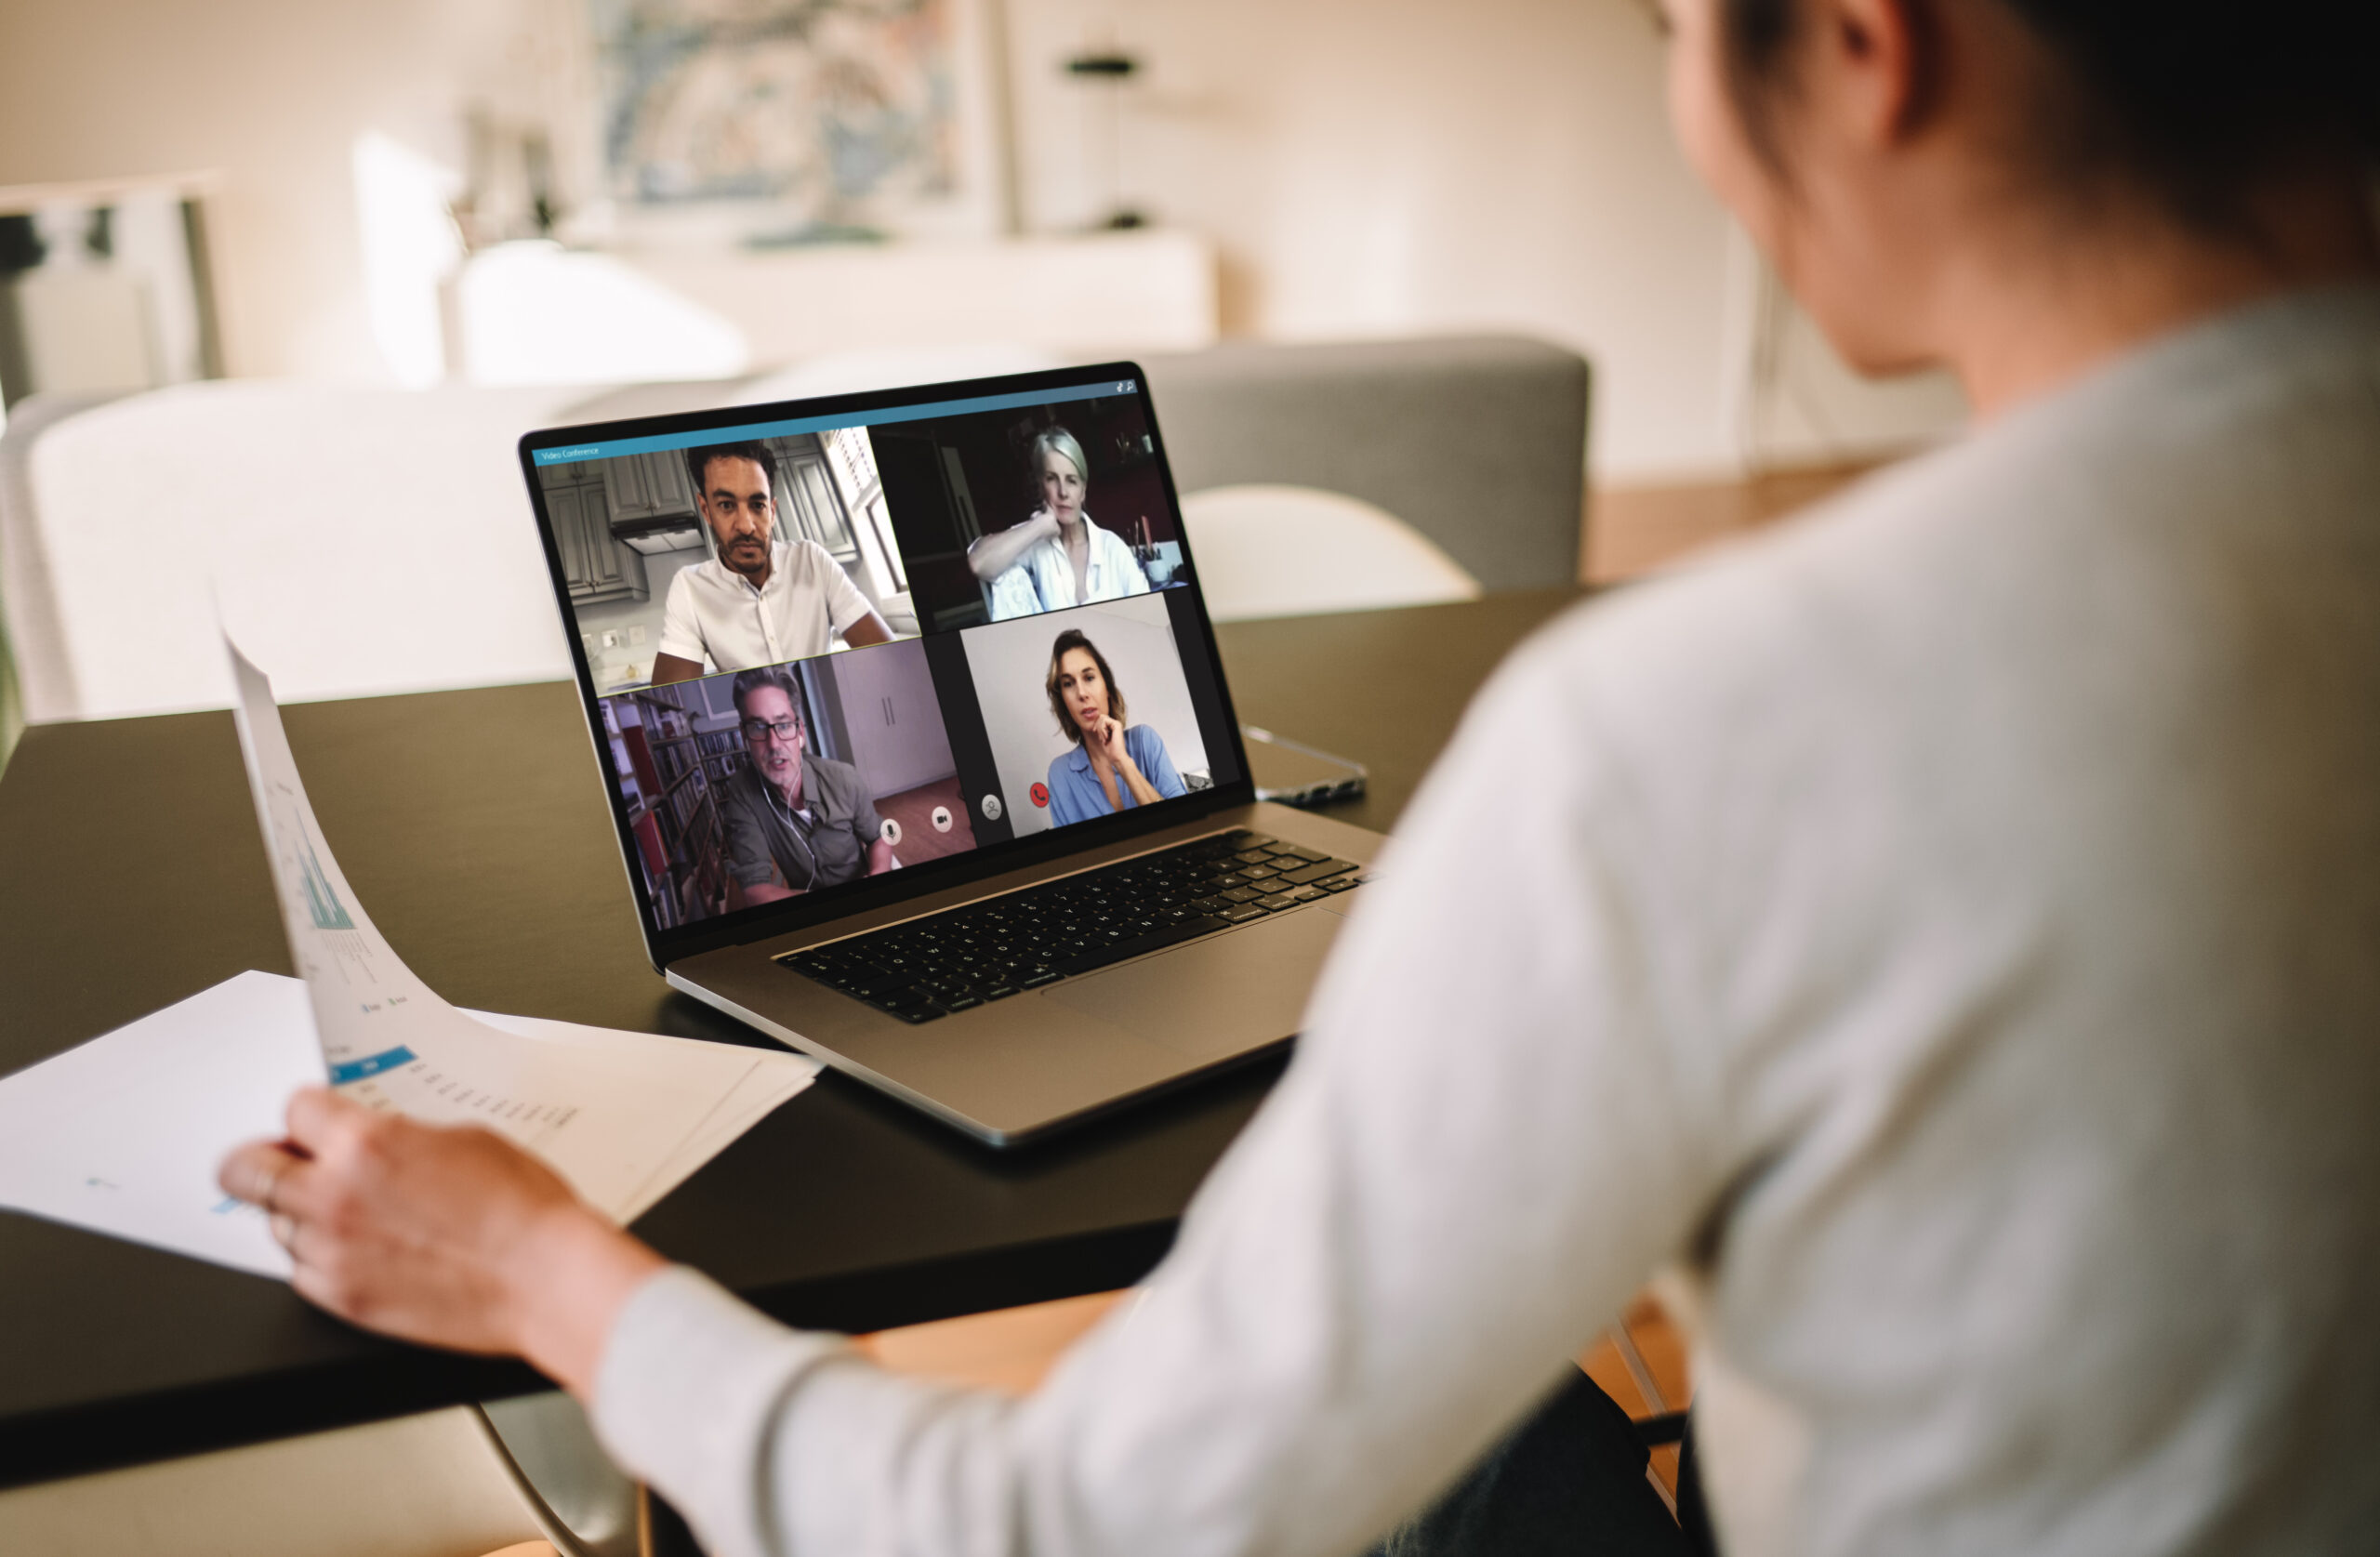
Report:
965,424,1155,621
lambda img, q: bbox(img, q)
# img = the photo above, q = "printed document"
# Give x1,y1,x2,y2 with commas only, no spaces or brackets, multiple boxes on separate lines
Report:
0,643,819,1276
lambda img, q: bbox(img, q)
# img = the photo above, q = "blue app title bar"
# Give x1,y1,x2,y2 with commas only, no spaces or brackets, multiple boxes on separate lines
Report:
532,379,1136,466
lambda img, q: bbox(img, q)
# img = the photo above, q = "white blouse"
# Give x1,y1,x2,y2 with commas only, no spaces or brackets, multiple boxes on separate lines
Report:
985,514,1151,621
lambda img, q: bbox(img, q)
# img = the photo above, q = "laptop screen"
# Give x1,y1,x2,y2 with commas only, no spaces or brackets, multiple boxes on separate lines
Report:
522,367,1248,955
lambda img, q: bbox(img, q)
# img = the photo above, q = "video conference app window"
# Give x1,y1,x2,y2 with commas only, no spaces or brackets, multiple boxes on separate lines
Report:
599,639,974,930
538,380,1232,932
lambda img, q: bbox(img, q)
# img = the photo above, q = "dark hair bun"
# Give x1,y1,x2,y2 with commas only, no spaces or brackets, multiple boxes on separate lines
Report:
1721,0,2376,224
2003,0,2380,172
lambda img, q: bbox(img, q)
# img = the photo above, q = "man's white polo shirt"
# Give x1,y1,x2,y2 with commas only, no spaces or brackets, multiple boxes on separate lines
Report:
658,540,878,670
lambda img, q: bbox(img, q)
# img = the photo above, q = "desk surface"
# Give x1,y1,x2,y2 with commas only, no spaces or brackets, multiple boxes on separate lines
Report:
0,587,1583,1487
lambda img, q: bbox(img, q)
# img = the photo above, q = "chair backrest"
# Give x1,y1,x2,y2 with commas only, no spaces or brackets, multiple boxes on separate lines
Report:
0,381,591,721
1179,484,1482,622
1139,336,1591,593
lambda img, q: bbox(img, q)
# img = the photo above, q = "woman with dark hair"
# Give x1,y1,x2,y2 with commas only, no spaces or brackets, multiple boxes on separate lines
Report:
1041,627,1188,826
226,3,2379,1554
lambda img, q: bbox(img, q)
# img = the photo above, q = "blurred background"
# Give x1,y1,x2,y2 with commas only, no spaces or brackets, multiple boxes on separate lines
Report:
0,0,1963,479
0,0,1977,769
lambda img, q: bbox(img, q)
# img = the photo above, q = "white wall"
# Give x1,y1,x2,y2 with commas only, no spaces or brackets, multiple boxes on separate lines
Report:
0,0,1960,477
1005,0,1965,478
823,639,959,798
961,594,1208,837
1006,0,1745,477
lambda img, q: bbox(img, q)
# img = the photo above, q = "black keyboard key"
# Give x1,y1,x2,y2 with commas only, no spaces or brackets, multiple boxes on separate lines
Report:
1052,916,1229,977
1020,969,1064,988
1321,876,1363,892
840,967,911,997
1218,904,1269,924
1288,885,1329,903
1220,888,1262,904
885,1004,945,1024
1276,858,1357,887
1275,845,1329,863
1258,892,1299,910
942,995,984,1013
983,984,1020,1000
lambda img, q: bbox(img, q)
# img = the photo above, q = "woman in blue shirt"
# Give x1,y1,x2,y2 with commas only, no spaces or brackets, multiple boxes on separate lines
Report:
1043,627,1186,825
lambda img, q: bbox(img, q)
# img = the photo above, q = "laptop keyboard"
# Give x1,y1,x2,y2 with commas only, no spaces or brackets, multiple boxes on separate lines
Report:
776,829,1366,1023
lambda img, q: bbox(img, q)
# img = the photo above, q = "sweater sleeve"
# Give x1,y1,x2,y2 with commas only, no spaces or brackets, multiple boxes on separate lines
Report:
590,618,1721,1557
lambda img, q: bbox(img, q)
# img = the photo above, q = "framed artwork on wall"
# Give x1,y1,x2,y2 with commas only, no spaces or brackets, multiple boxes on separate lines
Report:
588,0,1014,244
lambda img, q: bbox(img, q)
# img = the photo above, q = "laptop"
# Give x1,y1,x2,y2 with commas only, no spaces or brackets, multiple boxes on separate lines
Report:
519,363,1387,1145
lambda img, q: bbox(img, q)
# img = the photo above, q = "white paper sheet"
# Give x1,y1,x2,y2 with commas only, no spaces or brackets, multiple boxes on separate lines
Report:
0,973,816,1277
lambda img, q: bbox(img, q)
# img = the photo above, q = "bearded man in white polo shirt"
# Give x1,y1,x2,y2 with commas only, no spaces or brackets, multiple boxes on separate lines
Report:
649,441,894,685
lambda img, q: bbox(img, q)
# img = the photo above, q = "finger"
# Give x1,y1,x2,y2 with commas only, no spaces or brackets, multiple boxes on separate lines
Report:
286,1085,373,1153
218,1140,307,1208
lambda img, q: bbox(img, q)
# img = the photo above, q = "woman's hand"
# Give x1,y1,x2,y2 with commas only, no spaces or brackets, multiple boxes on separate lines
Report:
964,507,1064,581
1089,715,1167,808
1088,712,1134,773
218,1088,665,1399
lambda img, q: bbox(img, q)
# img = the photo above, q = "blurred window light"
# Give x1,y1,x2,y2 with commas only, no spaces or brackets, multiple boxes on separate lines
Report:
450,241,748,387
352,132,465,389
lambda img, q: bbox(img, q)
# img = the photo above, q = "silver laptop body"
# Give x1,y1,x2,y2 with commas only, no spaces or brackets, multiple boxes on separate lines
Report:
521,365,1385,1144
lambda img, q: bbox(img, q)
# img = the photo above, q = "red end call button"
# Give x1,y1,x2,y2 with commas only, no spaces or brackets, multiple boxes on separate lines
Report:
1030,782,1050,808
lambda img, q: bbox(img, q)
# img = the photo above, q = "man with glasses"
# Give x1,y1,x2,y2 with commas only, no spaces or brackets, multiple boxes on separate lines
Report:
651,442,895,686
718,666,894,906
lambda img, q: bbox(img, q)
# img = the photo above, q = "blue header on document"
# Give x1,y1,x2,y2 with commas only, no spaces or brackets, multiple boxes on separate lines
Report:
533,379,1137,466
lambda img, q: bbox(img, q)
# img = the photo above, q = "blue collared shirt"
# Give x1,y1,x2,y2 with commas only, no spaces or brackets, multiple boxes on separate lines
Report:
1046,724,1187,825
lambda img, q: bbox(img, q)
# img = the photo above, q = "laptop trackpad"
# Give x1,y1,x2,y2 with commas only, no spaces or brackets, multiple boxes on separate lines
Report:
1037,907,1347,1062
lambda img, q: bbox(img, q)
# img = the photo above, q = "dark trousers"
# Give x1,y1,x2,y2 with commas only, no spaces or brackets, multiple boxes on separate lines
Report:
1366,1370,1713,1557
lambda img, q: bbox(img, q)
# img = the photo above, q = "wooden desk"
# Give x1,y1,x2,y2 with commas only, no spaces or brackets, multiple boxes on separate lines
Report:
0,587,1586,1489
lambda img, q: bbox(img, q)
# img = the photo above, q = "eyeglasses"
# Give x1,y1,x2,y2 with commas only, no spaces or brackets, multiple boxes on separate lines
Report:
740,717,802,744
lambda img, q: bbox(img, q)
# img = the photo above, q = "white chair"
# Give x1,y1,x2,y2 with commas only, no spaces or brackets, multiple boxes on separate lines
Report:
1179,483,1483,623
0,380,597,722
0,1404,609,1557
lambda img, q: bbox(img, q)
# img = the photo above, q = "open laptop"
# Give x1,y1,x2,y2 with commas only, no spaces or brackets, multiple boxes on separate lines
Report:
518,363,1386,1145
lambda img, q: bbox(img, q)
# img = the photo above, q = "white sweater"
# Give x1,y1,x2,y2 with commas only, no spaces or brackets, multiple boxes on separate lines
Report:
591,285,2380,1557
